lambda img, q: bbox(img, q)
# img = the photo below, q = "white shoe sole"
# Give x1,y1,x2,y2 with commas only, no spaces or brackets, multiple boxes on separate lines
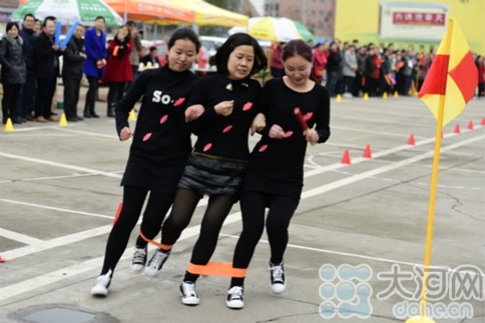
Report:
271,283,285,294
226,300,244,309
181,295,200,306
91,285,108,296
131,264,145,273
144,267,160,277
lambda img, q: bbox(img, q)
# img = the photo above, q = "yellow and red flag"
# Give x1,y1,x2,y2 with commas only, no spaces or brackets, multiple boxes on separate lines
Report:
418,18,478,126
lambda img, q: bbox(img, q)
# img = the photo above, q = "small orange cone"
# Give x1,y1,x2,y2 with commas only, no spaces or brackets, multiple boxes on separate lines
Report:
407,134,415,145
481,117,485,126
467,121,474,130
111,202,123,226
362,145,372,158
453,124,461,134
341,150,351,164
335,94,342,102
0,254,5,263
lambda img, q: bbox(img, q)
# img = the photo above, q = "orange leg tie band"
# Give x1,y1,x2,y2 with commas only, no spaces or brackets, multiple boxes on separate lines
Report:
138,229,173,251
187,262,247,278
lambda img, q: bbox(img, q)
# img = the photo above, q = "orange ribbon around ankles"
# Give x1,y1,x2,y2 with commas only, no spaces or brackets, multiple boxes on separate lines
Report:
139,228,173,251
138,229,247,278
188,262,247,278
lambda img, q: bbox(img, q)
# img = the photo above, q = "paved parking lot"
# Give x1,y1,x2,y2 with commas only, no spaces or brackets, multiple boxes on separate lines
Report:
0,86,484,323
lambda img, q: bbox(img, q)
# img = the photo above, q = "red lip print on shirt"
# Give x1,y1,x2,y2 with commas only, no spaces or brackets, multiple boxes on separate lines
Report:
223,125,233,133
160,115,168,124
203,143,212,152
143,133,152,141
173,97,185,107
258,144,268,152
242,102,253,111
284,131,293,138
303,112,313,122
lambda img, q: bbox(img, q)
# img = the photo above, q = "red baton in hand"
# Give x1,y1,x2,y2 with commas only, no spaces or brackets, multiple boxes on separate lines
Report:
294,107,309,136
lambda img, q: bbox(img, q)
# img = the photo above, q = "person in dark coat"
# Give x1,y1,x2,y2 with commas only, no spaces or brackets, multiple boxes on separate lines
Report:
140,46,161,68
33,16,63,122
325,41,342,97
82,16,107,118
61,24,86,121
16,13,37,122
0,22,27,124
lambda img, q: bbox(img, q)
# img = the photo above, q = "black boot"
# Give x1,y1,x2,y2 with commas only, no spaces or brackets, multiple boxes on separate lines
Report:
90,108,99,118
107,106,115,118
84,108,92,118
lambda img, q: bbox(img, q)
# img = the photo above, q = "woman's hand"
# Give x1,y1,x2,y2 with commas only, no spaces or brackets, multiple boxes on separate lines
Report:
268,124,285,139
185,104,205,122
214,100,234,116
250,113,266,135
119,126,134,141
305,129,319,144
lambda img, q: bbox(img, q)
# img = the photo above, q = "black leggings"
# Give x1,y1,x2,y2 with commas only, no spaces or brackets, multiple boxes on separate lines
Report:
231,191,298,287
107,82,126,114
160,188,234,283
100,185,174,275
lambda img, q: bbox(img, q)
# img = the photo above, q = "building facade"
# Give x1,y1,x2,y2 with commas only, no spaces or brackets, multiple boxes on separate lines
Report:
257,0,335,39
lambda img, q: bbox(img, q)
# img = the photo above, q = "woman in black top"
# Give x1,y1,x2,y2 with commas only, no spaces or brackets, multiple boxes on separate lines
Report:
142,33,268,306
226,39,331,309
0,22,26,125
90,27,201,297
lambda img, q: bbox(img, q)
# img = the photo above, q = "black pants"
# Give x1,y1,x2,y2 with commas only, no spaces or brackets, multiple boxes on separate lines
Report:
160,188,235,283
230,191,298,287
107,82,126,115
100,186,174,275
85,75,99,113
62,77,81,118
2,84,22,122
34,77,56,118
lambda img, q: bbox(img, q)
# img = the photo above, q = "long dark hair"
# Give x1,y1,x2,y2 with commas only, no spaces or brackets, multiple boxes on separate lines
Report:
214,33,267,76
282,39,318,82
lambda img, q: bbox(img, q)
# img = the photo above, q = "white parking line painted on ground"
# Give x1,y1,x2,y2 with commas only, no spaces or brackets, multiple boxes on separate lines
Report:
305,127,482,178
0,228,43,245
1,133,483,302
0,152,122,179
0,199,114,220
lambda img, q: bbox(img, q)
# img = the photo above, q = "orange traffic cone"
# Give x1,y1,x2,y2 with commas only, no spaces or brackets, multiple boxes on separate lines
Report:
467,120,474,130
111,202,123,226
0,254,5,263
362,145,372,158
407,134,415,146
481,117,485,126
453,124,461,134
341,150,351,164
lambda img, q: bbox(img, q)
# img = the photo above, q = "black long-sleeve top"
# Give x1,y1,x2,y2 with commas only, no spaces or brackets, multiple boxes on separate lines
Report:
186,74,262,162
115,65,199,192
243,78,331,199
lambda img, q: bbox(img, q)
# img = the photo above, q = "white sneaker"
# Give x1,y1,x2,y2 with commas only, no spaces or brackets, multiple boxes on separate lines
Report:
179,281,200,305
91,269,112,296
131,245,147,273
144,248,170,277
226,286,244,309
270,262,286,294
